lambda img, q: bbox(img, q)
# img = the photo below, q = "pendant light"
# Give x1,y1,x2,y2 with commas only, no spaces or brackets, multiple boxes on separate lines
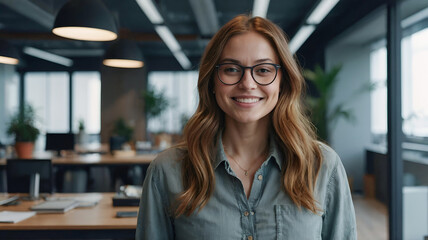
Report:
103,39,144,68
52,0,118,41
0,40,19,65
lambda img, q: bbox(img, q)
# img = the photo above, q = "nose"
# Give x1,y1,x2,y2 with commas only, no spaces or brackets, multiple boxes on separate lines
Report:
238,69,257,89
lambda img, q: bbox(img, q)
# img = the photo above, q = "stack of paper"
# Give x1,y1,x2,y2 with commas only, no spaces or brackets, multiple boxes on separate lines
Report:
30,200,79,213
0,211,36,223
45,193,103,208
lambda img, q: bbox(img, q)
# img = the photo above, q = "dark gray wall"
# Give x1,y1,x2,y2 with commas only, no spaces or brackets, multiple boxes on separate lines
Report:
100,66,147,143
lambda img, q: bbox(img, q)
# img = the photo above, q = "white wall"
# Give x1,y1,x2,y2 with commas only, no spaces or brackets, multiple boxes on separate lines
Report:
325,44,372,192
324,7,386,193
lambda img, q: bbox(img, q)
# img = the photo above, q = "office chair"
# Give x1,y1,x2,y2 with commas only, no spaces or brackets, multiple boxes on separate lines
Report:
6,159,53,194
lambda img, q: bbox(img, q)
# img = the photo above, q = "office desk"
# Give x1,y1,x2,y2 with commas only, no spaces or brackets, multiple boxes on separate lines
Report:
0,153,157,192
0,153,157,166
0,193,138,239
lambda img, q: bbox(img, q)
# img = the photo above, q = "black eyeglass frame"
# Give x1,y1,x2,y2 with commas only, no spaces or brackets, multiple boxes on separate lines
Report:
215,62,281,86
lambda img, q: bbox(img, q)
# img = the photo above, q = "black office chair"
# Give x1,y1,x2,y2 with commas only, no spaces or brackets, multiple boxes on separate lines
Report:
6,159,53,194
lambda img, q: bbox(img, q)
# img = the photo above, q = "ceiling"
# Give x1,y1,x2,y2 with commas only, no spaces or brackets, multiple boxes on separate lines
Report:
0,0,384,72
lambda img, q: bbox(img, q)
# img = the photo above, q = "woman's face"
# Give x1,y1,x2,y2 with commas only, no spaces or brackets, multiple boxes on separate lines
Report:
214,31,281,125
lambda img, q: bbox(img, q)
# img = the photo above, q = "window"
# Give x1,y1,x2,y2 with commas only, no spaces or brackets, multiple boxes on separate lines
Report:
402,27,428,137
0,65,19,144
23,71,101,150
147,71,199,133
370,46,387,141
370,26,428,141
72,72,101,134
25,72,69,133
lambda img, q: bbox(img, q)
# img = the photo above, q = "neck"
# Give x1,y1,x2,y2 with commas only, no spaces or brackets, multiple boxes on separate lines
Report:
222,118,270,162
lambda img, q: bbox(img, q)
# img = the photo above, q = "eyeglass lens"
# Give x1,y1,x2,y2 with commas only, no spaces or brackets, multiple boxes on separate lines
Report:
217,63,278,85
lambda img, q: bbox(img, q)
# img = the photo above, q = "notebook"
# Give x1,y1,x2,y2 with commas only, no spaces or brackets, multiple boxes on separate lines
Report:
30,200,79,213
45,193,103,208
0,211,36,223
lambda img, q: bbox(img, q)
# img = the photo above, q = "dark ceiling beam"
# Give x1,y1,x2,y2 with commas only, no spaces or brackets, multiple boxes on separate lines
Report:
188,0,219,36
0,32,199,42
0,0,54,29
297,0,386,69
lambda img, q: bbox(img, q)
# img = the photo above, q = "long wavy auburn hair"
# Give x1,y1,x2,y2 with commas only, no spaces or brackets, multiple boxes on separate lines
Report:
174,15,323,217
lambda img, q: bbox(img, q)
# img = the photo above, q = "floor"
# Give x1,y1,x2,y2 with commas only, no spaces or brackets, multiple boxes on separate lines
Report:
353,195,388,240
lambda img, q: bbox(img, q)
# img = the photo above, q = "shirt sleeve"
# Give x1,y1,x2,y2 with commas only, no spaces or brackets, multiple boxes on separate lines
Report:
321,155,357,240
136,162,174,239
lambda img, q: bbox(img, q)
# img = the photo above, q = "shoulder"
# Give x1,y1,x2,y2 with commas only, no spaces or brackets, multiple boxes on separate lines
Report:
317,141,341,174
151,147,186,167
315,142,348,196
145,147,186,196
147,147,186,182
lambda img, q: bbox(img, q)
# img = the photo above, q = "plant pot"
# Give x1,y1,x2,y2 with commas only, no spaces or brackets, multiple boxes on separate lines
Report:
109,136,127,153
78,131,87,144
15,142,34,159
153,133,172,150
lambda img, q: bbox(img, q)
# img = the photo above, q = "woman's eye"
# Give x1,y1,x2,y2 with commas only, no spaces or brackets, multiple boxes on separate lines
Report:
256,68,271,73
223,67,240,73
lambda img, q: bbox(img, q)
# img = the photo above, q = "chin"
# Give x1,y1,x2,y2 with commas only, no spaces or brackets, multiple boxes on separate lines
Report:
231,114,269,125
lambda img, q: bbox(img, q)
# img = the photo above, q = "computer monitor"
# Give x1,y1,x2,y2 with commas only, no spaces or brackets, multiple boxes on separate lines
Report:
6,159,53,194
45,133,75,156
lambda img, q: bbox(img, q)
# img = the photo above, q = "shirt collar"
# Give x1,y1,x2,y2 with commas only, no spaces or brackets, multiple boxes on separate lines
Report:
213,130,283,171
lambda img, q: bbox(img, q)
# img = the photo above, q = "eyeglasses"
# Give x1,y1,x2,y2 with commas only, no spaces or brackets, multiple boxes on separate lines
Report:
216,63,281,86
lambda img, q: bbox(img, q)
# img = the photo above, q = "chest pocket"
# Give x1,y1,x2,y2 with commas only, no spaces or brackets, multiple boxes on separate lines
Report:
275,204,322,240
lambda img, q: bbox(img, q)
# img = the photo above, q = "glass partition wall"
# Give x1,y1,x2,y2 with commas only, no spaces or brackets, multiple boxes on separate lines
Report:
323,2,421,233
326,5,389,239
400,1,428,240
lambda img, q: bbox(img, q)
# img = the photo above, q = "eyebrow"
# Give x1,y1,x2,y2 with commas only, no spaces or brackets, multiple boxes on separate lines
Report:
219,58,275,64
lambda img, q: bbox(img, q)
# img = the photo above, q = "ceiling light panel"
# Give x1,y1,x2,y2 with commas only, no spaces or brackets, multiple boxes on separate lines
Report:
252,0,271,18
288,25,316,53
135,0,164,24
172,51,192,70
306,0,340,24
155,26,181,52
23,47,73,67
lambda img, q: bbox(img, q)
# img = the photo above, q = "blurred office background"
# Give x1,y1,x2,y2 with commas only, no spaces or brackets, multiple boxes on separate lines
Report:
0,0,427,239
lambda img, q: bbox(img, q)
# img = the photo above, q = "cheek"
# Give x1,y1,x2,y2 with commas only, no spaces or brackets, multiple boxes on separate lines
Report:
213,81,226,108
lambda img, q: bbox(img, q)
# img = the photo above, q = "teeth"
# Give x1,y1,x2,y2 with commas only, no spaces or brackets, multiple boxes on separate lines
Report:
235,98,260,103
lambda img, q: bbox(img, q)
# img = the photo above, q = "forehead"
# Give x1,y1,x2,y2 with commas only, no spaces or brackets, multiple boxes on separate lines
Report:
220,31,278,63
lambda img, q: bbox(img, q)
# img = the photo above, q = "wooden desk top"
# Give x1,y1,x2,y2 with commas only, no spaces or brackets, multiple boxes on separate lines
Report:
52,153,157,165
0,153,157,166
0,193,139,230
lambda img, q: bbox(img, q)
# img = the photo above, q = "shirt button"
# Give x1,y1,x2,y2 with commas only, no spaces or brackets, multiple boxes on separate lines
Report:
247,236,253,240
244,211,249,217
257,174,263,180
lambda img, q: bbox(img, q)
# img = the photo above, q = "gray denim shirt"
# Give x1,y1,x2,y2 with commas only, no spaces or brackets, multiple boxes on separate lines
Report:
136,137,357,239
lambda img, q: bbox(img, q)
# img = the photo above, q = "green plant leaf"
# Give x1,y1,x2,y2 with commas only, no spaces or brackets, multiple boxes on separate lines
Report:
6,104,40,142
142,88,169,118
112,118,133,142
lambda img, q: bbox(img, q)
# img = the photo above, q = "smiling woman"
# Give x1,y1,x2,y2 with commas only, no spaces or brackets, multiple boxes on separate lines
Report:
214,31,281,127
136,14,356,240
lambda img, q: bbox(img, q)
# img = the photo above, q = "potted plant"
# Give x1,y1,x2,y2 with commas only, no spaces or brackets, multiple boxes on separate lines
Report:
304,64,375,142
110,118,134,153
142,87,169,119
6,104,40,158
141,87,170,148
77,119,86,144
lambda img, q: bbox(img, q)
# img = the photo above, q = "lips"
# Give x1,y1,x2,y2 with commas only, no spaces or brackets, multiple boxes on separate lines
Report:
233,97,262,103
